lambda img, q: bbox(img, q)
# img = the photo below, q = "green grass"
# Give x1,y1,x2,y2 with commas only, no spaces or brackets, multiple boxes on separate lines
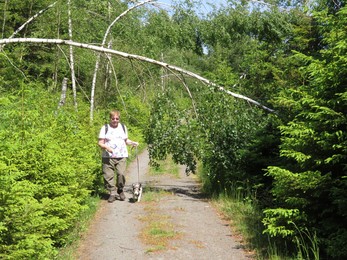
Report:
149,223,177,238
206,185,320,260
149,157,180,178
141,189,171,202
138,190,180,253
212,192,261,254
139,157,183,253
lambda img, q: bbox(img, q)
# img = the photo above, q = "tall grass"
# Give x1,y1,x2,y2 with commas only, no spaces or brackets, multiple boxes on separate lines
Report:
292,223,319,260
198,168,320,260
210,185,264,257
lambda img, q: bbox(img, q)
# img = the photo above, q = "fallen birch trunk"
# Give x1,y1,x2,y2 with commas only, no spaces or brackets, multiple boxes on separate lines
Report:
0,37,275,114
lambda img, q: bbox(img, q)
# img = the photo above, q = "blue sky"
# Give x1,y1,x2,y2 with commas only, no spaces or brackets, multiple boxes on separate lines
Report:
156,0,228,15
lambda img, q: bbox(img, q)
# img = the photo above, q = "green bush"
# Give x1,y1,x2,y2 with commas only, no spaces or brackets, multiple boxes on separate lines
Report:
0,83,101,259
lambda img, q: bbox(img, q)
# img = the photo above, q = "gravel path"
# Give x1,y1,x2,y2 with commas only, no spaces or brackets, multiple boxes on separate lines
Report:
76,150,253,260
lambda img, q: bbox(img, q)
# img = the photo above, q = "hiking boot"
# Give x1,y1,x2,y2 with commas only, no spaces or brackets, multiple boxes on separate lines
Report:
117,188,126,201
108,194,116,203
119,191,126,201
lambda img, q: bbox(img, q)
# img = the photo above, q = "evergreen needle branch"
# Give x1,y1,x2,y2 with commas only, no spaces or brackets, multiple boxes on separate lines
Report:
0,37,275,113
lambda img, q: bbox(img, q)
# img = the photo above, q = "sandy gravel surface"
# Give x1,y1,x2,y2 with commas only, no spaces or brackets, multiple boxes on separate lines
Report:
76,150,253,260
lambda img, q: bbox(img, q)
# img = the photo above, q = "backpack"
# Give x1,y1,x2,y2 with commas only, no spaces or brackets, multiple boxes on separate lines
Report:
104,123,126,135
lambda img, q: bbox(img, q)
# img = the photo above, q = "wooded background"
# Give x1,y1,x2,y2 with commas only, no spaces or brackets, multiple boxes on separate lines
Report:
0,0,346,259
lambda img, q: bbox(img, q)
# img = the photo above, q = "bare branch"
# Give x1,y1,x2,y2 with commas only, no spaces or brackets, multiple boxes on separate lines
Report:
104,53,127,112
0,37,275,113
1,1,57,51
0,51,27,79
102,0,154,47
90,0,156,121
165,67,198,117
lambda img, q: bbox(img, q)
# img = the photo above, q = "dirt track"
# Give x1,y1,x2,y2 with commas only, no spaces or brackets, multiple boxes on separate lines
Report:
76,150,253,260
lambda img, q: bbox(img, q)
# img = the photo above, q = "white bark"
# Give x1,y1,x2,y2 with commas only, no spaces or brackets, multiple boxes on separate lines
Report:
104,40,112,91
160,53,165,91
67,0,78,110
58,77,68,109
1,0,9,39
90,0,155,121
0,37,275,114
7,2,57,40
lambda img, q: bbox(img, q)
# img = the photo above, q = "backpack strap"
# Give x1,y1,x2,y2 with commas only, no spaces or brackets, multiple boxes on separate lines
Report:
104,123,126,135
121,123,126,134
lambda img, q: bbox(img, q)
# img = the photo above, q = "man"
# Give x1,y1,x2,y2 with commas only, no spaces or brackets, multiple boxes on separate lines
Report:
98,110,139,203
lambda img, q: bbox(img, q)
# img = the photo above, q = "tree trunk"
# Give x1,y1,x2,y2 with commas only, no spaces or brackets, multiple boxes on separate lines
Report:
68,0,78,110
58,77,68,109
1,0,8,39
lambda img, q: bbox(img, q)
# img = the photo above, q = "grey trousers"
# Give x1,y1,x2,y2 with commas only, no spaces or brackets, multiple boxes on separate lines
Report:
102,157,126,195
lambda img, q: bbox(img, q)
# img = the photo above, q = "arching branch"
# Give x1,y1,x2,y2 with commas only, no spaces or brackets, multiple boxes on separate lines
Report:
8,2,57,40
90,0,156,121
0,37,275,114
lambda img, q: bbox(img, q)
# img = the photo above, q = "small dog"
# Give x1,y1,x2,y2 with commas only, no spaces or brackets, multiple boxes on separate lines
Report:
132,183,143,202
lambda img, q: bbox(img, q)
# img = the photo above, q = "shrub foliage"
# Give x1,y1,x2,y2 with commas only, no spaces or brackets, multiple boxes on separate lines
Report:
0,84,101,258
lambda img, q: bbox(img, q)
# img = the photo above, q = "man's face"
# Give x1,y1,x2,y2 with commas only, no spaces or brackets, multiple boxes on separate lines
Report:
110,114,120,127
